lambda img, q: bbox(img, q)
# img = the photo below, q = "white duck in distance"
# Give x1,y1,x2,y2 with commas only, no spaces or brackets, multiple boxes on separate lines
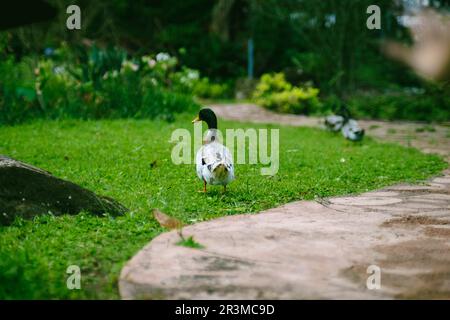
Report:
341,119,365,141
324,105,351,132
192,108,235,193
325,105,365,141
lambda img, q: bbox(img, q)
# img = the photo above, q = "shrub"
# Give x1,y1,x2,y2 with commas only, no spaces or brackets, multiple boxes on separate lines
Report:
253,72,321,115
0,46,200,125
345,88,450,122
235,77,258,100
0,56,42,124
192,77,232,99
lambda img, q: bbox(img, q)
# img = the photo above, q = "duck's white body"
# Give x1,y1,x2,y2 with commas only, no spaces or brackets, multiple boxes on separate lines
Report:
325,115,345,132
341,119,365,141
325,109,365,142
196,131,234,186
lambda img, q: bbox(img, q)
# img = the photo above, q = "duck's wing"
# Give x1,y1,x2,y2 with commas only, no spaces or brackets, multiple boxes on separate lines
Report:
325,115,344,131
221,143,233,165
203,143,230,164
196,147,206,180
198,142,232,169
196,143,222,179
196,142,235,185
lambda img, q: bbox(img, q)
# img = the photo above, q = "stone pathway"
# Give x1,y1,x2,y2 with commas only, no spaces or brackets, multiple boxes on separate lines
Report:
119,104,450,299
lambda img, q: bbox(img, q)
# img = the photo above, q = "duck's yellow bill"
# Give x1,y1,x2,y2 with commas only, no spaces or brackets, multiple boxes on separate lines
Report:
191,116,200,123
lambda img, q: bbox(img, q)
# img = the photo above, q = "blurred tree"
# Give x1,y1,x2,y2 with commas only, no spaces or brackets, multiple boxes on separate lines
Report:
3,0,449,91
210,0,236,42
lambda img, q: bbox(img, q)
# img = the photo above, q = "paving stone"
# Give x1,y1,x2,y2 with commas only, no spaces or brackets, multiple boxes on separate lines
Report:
329,197,402,206
413,193,450,201
361,191,400,197
364,206,421,214
397,202,444,210
386,185,439,191
433,177,450,184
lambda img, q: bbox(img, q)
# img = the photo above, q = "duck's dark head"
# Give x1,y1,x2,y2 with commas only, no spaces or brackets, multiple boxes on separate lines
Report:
192,108,217,129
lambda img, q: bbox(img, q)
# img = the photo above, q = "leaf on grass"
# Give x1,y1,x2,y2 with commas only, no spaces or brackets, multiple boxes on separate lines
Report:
153,209,183,230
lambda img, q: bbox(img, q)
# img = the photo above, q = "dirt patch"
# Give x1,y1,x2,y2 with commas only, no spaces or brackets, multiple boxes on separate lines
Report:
424,226,450,238
382,215,449,227
195,255,254,271
340,264,369,290
372,239,450,299
395,270,450,299
375,239,449,269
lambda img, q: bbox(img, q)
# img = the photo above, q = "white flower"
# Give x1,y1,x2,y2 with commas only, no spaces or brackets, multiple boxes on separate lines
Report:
340,158,346,163
187,70,199,80
156,52,170,62
142,55,156,67
53,66,65,75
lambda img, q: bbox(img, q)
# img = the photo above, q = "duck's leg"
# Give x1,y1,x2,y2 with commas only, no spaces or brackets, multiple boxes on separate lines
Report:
198,179,207,193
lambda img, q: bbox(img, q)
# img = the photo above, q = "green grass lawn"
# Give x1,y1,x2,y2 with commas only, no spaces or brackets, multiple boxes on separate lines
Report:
0,113,446,299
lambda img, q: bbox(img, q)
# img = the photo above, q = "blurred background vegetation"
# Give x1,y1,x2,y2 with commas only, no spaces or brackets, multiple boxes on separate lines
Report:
1,0,449,125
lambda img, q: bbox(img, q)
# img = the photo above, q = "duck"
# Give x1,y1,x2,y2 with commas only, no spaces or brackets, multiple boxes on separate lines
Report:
325,105,365,141
192,108,235,193
341,119,365,141
324,105,351,132
324,114,345,132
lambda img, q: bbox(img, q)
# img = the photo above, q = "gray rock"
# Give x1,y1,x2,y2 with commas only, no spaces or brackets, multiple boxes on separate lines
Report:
0,155,127,225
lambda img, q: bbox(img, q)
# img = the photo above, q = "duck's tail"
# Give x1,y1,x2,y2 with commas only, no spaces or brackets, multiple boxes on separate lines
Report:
213,163,229,180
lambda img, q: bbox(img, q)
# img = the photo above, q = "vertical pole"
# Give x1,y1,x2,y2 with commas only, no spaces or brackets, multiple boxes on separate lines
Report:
247,38,254,79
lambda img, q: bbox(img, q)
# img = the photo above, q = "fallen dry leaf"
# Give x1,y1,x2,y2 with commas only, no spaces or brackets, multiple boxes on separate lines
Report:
153,209,183,230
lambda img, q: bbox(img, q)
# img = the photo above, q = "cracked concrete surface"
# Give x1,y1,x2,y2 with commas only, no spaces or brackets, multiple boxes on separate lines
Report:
119,104,450,300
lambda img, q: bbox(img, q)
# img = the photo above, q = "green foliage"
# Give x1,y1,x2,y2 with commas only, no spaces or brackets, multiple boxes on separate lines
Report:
253,73,321,115
345,88,450,122
61,44,128,88
0,116,445,299
0,56,39,124
177,236,204,249
192,77,233,99
0,42,239,125
0,248,55,299
0,46,202,125
6,0,447,106
416,125,436,133
3,1,449,122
